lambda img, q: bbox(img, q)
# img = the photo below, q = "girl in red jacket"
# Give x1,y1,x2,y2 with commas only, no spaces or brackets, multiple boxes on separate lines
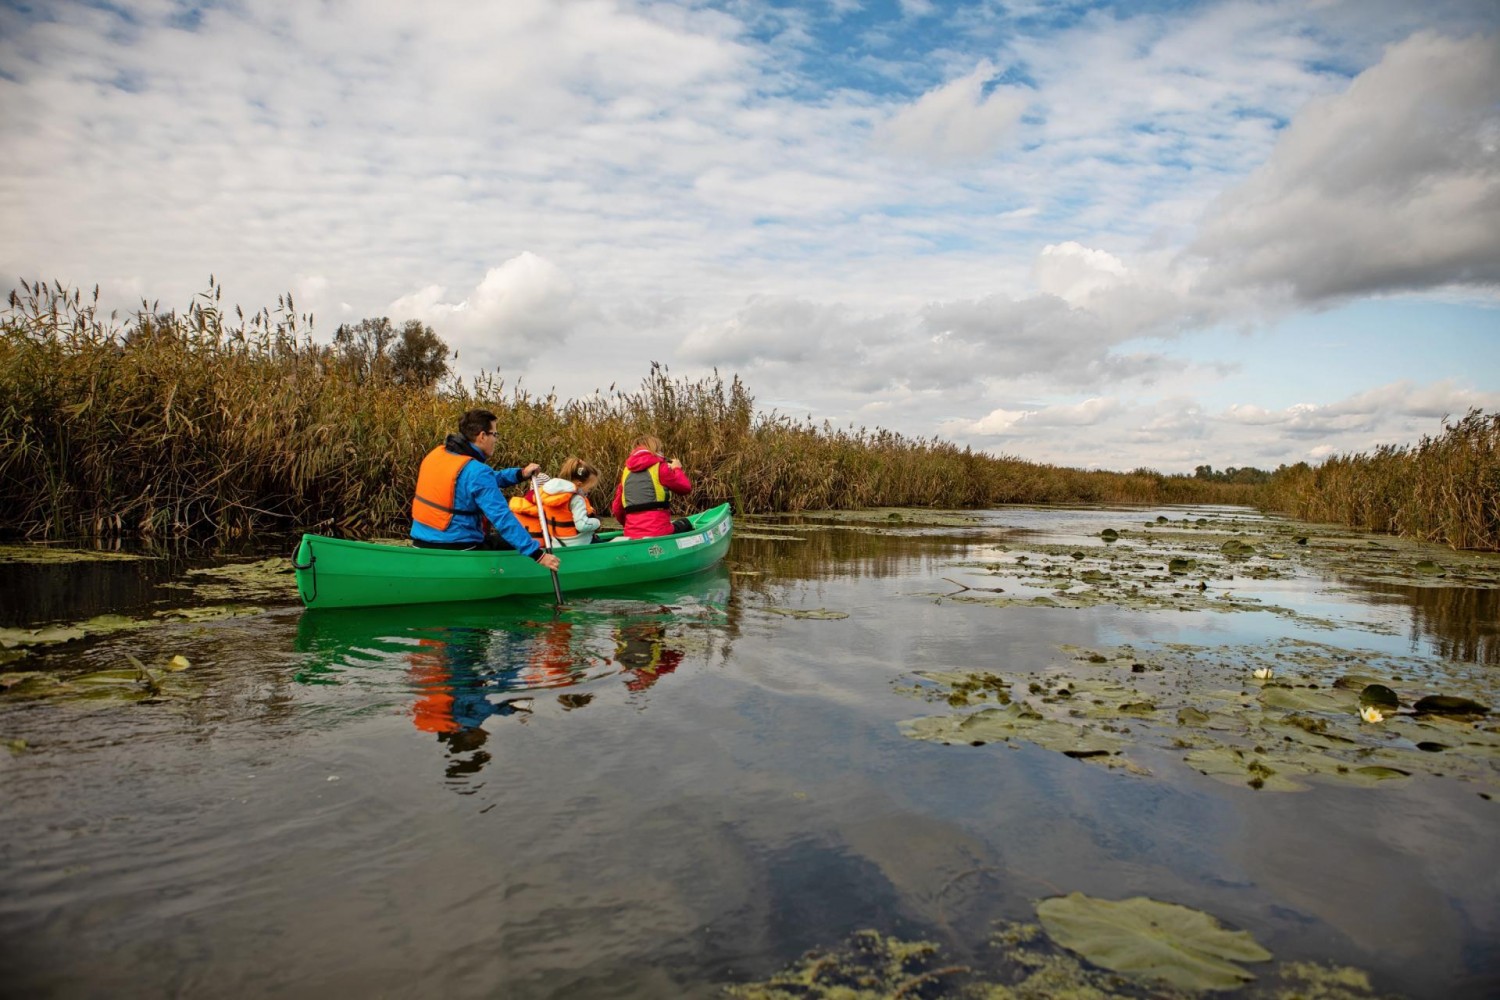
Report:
610,434,693,538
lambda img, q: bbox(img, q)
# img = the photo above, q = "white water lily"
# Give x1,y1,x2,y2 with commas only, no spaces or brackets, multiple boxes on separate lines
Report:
1252,667,1273,680
1359,705,1385,724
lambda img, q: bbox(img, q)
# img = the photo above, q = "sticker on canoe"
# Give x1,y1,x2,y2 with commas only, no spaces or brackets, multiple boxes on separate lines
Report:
675,520,729,550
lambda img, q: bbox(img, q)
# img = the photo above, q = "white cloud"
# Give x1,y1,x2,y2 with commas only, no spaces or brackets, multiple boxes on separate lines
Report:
1192,31,1500,302
388,253,585,369
873,61,1029,163
1221,380,1500,436
1033,242,1130,306
946,396,1125,438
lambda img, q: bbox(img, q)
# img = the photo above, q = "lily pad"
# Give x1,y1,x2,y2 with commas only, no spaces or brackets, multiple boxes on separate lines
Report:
1414,560,1446,576
0,614,147,649
1167,557,1196,574
183,557,297,601
761,607,849,620
1035,892,1272,991
1358,684,1400,711
1259,685,1358,713
1100,529,1120,542
1221,539,1256,557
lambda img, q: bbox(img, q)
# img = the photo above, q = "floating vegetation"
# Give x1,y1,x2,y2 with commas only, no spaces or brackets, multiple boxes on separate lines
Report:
0,544,145,564
760,607,850,620
939,513,1500,638
2,651,200,705
0,614,149,650
899,639,1500,792
727,910,1384,998
175,557,297,602
724,929,961,999
789,508,987,529
1036,893,1272,992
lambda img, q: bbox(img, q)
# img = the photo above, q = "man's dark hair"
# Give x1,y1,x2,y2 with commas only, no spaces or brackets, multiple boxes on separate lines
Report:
458,409,498,442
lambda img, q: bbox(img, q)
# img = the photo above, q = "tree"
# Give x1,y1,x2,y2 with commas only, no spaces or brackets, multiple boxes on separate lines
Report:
333,317,396,383
389,320,450,388
332,317,450,388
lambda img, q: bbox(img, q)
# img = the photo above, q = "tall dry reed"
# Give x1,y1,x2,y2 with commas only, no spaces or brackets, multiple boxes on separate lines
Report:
1260,410,1500,551
2,281,1257,540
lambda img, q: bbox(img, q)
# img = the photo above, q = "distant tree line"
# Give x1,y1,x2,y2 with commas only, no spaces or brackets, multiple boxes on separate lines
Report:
1194,464,1272,485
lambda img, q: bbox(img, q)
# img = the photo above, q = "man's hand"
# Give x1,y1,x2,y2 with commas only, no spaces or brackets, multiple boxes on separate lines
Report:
536,552,561,571
520,462,542,479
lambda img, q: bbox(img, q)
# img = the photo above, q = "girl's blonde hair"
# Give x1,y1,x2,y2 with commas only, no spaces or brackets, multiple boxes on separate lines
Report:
559,456,599,483
630,434,663,454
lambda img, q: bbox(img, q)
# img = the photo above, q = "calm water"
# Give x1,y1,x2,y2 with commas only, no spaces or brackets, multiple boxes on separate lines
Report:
1,505,1497,999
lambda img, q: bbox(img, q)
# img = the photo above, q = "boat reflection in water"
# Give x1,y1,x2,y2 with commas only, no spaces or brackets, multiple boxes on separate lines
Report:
293,566,734,785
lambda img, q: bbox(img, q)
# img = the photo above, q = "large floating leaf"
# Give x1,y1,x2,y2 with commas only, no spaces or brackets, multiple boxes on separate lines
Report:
1358,684,1400,711
1259,685,1358,713
1036,892,1272,991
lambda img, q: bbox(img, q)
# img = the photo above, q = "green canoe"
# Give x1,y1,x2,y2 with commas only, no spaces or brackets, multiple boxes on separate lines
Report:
292,503,733,609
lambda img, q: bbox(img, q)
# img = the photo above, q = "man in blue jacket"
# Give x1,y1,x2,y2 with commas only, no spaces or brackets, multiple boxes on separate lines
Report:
409,408,562,570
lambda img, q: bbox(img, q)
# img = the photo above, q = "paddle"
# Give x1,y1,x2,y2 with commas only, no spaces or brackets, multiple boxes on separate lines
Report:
533,473,564,605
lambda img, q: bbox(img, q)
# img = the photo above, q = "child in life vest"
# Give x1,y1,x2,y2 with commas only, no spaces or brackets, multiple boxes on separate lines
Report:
540,457,602,546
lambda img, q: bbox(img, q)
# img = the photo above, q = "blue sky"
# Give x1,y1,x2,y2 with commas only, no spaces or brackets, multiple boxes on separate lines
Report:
1,0,1497,472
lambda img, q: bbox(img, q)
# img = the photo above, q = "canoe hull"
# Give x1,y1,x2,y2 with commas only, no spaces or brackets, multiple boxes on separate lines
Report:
293,503,732,609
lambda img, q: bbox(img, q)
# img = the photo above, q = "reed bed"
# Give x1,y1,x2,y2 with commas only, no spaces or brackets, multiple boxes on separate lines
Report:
2,281,1255,541
1260,409,1500,551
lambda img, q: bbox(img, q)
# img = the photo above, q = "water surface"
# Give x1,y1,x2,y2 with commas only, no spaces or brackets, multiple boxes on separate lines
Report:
1,505,1496,998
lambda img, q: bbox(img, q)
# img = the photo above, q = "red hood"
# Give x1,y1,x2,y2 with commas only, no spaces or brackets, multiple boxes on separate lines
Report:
625,448,663,472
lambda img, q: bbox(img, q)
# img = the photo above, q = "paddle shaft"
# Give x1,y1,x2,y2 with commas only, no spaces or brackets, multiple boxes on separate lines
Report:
533,473,564,604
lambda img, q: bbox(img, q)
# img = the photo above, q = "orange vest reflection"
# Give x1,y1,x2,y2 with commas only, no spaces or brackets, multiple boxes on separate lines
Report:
519,620,579,689
615,620,683,692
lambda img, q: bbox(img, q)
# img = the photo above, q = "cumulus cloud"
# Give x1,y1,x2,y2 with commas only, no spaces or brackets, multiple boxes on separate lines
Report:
388,252,585,369
1221,380,1500,437
945,396,1125,437
873,61,1029,164
1192,32,1500,302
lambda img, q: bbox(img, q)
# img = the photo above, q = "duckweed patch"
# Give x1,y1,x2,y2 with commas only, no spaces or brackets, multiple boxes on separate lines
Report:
898,639,1500,792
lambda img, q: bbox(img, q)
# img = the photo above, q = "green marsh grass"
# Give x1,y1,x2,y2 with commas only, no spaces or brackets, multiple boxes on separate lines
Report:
3,280,1260,540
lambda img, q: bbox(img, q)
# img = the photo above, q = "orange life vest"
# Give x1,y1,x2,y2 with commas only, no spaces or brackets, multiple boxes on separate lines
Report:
411,446,476,531
509,487,593,540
